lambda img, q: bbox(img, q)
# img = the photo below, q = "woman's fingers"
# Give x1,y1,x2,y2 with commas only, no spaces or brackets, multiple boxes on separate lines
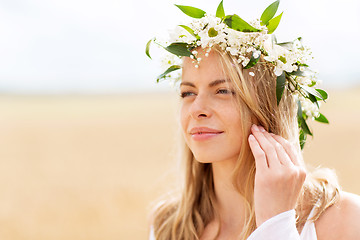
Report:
250,124,303,169
248,134,268,169
251,124,280,168
270,133,301,167
258,126,293,167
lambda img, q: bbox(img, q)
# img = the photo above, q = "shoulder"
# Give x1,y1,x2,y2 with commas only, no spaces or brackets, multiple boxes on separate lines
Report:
315,191,360,240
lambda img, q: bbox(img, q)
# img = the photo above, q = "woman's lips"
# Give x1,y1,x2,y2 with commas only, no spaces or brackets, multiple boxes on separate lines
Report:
189,127,224,141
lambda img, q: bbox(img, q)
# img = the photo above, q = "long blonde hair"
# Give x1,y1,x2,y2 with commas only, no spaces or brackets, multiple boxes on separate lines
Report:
150,46,340,240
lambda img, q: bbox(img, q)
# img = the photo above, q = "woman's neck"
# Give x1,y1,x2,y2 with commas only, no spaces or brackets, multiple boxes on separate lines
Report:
212,159,246,230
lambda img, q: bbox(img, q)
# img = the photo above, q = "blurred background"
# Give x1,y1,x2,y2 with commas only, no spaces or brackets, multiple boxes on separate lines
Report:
0,0,359,239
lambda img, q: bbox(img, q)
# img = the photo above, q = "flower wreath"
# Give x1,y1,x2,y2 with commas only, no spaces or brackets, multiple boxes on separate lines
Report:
145,0,329,149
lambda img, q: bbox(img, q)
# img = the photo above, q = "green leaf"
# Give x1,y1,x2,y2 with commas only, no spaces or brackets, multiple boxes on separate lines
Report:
157,65,181,82
301,85,324,100
299,129,307,150
224,14,261,32
298,63,309,67
308,93,319,108
244,51,261,69
315,89,328,101
267,12,283,34
276,72,286,105
216,0,225,18
315,113,329,124
277,37,305,50
260,0,280,26
145,38,153,59
297,100,313,136
291,69,307,77
297,62,309,67
300,118,312,136
175,5,206,19
178,25,199,39
165,42,192,57
277,41,293,49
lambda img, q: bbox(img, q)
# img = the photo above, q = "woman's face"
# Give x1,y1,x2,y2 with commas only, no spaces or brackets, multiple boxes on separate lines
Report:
180,50,243,163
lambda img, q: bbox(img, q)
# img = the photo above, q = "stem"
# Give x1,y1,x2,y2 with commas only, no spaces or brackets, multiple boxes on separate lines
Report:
153,40,165,49
286,73,308,99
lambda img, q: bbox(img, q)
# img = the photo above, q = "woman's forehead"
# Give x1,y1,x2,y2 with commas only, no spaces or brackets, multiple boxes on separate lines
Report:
182,51,229,85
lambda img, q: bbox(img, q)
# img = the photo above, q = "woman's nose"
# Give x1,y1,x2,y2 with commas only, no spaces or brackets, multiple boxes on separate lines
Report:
189,94,211,120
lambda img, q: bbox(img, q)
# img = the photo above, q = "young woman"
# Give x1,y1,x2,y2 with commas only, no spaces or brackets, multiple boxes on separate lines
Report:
146,1,360,239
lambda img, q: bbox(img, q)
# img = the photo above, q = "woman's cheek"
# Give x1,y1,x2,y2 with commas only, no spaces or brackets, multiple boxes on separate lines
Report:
180,105,190,138
222,105,243,142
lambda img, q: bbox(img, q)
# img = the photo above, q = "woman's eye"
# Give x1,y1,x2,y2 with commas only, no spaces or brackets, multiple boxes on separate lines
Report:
217,89,234,95
180,91,196,98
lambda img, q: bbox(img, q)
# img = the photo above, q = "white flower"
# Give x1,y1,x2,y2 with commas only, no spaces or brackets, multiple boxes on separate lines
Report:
253,50,261,59
168,26,196,44
294,94,320,119
242,57,250,67
160,53,181,69
263,36,273,53
296,76,312,86
293,38,302,48
274,66,284,76
226,46,238,56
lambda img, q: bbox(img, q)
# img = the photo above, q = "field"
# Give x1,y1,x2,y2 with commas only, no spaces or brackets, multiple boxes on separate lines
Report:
0,88,359,239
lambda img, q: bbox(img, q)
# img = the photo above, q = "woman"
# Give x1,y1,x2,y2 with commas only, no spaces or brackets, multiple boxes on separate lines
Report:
147,1,360,239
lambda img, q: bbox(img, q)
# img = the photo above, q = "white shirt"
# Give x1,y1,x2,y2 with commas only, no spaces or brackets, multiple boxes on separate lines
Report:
300,206,318,240
149,208,317,240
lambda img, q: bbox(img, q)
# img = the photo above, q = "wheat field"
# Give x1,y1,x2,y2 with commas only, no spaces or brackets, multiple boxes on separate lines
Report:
0,88,359,239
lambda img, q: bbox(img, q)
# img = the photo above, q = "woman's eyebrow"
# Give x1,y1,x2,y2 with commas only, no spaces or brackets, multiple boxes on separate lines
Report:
180,79,230,88
208,79,230,87
180,81,196,88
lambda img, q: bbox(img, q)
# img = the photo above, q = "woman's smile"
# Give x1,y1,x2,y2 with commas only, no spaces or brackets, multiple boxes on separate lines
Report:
189,127,224,141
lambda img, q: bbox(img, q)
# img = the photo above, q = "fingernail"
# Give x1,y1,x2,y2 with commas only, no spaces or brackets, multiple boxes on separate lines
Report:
252,124,259,131
259,126,265,132
249,134,255,141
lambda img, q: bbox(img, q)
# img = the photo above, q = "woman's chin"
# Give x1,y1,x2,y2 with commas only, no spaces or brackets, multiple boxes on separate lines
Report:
191,148,240,164
192,153,224,164
193,157,213,164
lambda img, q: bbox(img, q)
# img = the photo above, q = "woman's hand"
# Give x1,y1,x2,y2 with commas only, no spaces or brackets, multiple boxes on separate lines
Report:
248,124,306,227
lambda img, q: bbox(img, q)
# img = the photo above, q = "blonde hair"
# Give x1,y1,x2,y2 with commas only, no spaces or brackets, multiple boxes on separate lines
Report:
150,46,340,239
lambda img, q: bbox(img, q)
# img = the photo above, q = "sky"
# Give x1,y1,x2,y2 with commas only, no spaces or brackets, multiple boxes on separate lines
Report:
0,0,359,94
